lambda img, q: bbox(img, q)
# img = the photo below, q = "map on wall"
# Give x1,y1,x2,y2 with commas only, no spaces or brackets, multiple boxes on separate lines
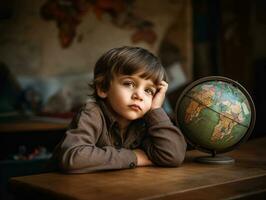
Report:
40,0,157,48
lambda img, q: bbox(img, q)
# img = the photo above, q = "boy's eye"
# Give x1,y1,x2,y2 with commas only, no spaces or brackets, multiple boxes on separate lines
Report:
145,88,156,96
123,80,135,87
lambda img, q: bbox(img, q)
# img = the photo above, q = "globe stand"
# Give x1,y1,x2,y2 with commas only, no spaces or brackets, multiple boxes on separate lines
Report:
195,151,235,164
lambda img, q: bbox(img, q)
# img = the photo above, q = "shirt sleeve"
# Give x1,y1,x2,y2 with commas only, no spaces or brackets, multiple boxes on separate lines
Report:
53,105,137,173
142,108,187,167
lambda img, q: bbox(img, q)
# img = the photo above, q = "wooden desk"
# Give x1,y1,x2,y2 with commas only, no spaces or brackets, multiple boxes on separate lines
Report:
9,137,266,200
0,117,69,200
0,117,70,133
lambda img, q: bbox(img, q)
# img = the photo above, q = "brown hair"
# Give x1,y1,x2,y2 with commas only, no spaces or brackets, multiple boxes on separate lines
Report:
90,46,166,99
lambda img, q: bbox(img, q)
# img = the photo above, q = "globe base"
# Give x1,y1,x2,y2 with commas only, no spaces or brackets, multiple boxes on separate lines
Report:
195,155,235,164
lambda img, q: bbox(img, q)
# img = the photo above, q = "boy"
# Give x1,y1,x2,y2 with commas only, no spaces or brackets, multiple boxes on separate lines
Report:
53,46,187,173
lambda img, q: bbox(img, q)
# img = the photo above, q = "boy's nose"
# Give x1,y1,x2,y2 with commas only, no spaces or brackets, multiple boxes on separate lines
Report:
132,90,143,101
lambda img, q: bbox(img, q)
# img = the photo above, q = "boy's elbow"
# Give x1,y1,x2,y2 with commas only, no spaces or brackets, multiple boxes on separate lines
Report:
169,140,187,167
57,153,95,174
154,150,186,167
59,160,86,174
155,143,187,167
163,153,185,167
169,153,185,167
57,153,78,173
58,158,72,173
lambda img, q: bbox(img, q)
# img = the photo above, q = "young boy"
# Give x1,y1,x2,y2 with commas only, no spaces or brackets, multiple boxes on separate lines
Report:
53,46,187,173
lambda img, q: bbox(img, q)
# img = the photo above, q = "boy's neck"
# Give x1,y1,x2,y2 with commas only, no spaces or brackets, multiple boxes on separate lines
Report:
101,99,131,132
117,120,130,133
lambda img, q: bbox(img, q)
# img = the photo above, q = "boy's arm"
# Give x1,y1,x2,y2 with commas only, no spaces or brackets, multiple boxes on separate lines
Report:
53,105,137,173
141,81,187,167
142,108,187,167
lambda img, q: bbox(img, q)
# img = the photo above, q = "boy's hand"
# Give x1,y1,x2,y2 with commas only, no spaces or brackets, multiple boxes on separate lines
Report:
151,81,168,110
133,149,153,166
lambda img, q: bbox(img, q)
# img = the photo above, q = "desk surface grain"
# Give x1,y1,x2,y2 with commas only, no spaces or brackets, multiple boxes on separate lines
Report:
9,137,266,200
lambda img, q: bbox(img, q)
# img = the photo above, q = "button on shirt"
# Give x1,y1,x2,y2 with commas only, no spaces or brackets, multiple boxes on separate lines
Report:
129,162,136,168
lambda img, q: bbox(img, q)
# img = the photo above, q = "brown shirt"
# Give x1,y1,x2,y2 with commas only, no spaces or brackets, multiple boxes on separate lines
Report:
53,99,187,173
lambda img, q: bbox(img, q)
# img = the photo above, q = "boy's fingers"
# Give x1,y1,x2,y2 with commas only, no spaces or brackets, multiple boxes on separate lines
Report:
157,81,168,91
161,80,168,85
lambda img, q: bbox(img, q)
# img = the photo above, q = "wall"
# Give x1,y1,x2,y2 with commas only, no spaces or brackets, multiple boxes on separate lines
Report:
0,0,191,77
0,0,192,113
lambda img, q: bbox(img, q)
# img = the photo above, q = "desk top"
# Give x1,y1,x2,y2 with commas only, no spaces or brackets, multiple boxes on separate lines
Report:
10,137,266,200
0,116,70,133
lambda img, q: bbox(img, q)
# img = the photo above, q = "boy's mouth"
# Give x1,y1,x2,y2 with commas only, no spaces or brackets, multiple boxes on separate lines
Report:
129,104,141,111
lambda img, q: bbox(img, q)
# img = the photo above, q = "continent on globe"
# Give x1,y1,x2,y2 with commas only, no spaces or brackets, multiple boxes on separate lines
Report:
184,84,215,123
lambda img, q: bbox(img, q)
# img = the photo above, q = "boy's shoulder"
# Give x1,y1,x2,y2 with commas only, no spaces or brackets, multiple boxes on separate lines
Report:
69,99,104,129
83,99,102,114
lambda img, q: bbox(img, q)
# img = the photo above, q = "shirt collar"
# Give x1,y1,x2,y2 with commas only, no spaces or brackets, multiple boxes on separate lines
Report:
97,99,118,130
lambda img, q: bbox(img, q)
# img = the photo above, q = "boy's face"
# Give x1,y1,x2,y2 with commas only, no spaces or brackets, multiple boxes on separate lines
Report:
98,72,157,125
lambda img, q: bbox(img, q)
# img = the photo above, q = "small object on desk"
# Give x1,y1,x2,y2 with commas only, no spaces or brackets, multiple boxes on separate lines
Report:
13,145,52,161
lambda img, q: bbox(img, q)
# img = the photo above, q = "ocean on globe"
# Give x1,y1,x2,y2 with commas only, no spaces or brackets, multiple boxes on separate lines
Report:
175,76,256,155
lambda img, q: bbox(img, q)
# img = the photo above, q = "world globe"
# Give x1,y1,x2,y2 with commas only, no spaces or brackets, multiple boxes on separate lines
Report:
175,76,256,164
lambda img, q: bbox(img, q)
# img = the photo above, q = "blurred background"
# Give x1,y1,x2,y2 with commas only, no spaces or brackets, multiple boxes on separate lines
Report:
0,0,266,199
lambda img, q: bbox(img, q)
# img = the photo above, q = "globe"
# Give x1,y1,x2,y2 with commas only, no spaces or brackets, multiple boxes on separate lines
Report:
175,76,256,164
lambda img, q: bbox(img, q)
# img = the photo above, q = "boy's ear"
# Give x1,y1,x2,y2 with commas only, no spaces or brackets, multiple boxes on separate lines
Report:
96,86,108,98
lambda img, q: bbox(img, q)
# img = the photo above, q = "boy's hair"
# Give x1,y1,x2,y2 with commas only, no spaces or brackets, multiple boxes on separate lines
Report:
90,46,167,99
